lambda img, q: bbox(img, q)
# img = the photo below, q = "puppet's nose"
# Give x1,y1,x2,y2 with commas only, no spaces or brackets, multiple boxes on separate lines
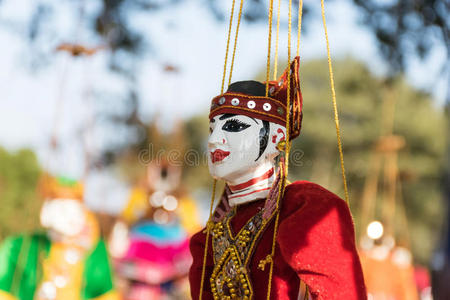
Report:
208,128,226,148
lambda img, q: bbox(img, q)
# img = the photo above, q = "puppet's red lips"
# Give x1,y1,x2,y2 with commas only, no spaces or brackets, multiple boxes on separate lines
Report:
211,149,230,163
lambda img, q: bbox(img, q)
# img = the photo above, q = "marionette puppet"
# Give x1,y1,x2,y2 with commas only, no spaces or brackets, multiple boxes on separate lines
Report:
110,160,198,299
189,58,367,300
0,176,118,300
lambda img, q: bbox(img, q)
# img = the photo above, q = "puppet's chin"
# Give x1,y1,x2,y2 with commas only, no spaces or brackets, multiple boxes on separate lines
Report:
208,158,241,182
208,161,232,181
208,157,260,183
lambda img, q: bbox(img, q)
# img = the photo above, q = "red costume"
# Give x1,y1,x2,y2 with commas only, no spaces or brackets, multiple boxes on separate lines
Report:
190,57,367,299
190,181,366,299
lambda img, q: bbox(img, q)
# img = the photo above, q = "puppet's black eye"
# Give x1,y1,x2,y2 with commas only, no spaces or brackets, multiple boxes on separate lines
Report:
222,119,251,132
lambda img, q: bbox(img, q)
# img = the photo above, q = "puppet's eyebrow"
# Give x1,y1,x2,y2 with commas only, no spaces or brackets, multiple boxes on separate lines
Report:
219,113,258,124
219,114,236,120
249,117,259,124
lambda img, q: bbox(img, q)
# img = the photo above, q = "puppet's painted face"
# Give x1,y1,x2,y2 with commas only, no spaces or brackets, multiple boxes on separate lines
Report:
208,114,286,182
40,198,86,237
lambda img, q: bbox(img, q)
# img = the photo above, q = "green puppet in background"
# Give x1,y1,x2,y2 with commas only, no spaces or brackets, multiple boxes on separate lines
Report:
0,175,119,300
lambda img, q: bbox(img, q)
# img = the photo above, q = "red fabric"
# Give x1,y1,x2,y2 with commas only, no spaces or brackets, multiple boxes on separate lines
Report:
189,181,367,299
413,266,430,292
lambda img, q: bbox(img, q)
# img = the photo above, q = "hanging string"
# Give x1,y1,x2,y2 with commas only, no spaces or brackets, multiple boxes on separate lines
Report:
396,173,412,250
285,0,293,167
265,163,285,299
44,54,70,181
82,55,96,182
272,0,281,80
45,0,87,180
359,150,382,239
201,0,244,297
221,0,237,94
201,0,244,295
265,0,275,96
199,179,217,300
320,0,350,204
73,0,86,44
228,0,245,86
296,0,303,57
382,150,398,237
266,0,293,298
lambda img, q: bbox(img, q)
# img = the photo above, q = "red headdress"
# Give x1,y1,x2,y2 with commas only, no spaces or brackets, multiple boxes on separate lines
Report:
209,57,303,140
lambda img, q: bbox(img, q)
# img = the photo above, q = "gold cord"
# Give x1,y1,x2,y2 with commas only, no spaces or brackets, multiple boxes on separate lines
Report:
273,0,281,80
265,0,275,96
265,161,286,299
267,0,292,297
296,0,303,57
221,0,237,94
203,0,242,297
266,211,281,298
228,0,245,86
199,179,217,300
285,0,293,166
320,0,350,204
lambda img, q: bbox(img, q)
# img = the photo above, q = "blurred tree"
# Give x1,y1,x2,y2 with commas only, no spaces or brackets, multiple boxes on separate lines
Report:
114,58,446,264
0,147,42,241
263,58,444,263
113,114,211,193
1,0,446,171
292,59,445,264
2,0,446,74
113,58,444,263
353,0,449,72
181,115,210,189
0,0,447,260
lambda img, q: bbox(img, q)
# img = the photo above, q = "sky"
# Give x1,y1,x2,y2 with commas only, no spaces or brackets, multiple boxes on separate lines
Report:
0,0,447,213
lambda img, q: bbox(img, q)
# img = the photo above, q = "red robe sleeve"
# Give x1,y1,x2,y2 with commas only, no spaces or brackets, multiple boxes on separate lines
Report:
189,229,214,300
277,181,367,299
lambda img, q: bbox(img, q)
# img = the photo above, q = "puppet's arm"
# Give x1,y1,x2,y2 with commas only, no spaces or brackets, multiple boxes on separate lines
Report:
277,182,367,300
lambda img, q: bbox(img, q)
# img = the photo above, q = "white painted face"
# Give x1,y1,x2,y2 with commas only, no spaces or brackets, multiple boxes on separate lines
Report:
40,198,86,237
208,114,286,182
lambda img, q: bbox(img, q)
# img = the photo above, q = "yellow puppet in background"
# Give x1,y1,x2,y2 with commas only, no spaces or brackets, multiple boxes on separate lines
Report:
0,175,119,300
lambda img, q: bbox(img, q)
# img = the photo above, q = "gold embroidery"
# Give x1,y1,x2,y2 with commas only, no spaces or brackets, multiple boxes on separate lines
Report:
210,207,276,299
257,254,273,271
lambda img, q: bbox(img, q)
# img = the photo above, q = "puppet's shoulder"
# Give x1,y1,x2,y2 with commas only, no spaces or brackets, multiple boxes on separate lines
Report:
281,180,349,215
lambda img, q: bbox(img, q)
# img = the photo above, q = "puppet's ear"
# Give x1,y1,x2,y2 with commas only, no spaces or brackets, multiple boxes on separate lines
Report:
273,127,286,145
266,125,287,157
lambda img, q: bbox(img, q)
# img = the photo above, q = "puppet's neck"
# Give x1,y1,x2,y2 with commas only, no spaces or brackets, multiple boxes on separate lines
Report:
227,162,275,206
